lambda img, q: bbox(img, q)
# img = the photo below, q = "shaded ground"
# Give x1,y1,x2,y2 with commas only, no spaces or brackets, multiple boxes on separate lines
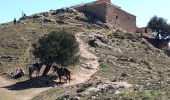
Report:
3,76,56,90
141,35,170,56
0,76,51,100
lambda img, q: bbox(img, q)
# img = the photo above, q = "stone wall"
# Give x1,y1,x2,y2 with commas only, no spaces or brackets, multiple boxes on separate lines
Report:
137,27,152,33
106,3,136,33
74,2,107,22
136,27,153,38
73,0,136,33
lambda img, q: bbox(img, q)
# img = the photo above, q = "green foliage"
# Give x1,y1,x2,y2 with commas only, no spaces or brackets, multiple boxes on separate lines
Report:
33,30,79,66
147,16,170,38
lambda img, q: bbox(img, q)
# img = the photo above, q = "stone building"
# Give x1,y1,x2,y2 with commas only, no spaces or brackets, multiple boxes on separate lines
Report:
136,27,152,33
136,27,154,38
72,0,136,33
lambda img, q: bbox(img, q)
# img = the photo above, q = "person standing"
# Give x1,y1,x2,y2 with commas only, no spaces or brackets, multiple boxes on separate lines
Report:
13,18,16,25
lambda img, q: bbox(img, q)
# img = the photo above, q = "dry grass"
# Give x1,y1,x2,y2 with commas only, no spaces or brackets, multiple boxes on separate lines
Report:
32,32,170,100
0,12,170,100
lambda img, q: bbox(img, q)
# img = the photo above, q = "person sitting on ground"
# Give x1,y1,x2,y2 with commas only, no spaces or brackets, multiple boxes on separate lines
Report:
14,68,25,79
9,68,25,79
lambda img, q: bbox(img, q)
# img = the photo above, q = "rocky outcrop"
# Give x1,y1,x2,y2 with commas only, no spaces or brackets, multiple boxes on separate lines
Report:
55,81,132,100
41,18,56,23
50,7,77,15
87,34,115,50
56,93,80,100
85,81,132,94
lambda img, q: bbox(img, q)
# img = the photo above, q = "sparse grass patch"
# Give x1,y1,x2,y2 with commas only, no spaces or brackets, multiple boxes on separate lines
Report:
32,86,76,100
120,89,169,100
76,83,93,93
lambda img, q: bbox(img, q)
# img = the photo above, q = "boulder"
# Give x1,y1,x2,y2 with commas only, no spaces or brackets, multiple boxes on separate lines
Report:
31,14,43,18
65,8,77,13
75,15,88,22
81,63,92,69
95,21,110,29
41,18,56,23
86,81,132,94
51,7,77,15
19,16,31,20
94,34,108,43
56,93,80,100
56,20,65,24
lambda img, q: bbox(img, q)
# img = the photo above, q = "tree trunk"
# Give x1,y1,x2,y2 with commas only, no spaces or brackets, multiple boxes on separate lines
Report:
42,63,52,76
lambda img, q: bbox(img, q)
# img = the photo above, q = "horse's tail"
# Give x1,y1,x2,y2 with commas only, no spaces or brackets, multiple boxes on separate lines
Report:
69,70,71,83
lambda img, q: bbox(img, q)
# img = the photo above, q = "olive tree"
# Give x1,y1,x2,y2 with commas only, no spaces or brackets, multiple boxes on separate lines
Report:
33,31,79,76
147,16,170,39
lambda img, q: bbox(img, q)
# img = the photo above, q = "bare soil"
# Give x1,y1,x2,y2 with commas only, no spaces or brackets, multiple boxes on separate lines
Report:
0,31,100,100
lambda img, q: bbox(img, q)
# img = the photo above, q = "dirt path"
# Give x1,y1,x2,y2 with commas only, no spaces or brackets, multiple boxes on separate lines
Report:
0,34,49,100
64,32,99,86
0,77,14,87
0,76,50,100
0,32,99,99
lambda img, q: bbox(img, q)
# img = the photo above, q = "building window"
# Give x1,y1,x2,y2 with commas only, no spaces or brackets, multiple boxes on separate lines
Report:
116,16,118,19
145,28,147,33
128,17,130,19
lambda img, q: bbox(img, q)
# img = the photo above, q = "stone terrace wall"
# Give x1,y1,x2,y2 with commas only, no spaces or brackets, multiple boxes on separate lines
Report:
106,3,136,33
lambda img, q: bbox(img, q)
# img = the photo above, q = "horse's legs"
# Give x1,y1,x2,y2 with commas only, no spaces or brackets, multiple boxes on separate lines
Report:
36,70,39,77
68,74,71,83
59,75,62,83
52,69,55,75
52,66,57,75
29,68,33,79
65,72,71,83
65,74,69,83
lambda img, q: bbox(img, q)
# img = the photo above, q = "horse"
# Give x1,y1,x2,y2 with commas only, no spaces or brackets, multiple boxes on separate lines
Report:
52,65,71,83
28,62,43,79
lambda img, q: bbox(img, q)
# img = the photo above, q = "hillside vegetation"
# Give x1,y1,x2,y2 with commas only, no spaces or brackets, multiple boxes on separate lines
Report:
0,8,169,100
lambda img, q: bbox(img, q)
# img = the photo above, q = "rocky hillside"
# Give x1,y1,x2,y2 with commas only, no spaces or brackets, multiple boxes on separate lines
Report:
0,8,109,68
0,8,170,100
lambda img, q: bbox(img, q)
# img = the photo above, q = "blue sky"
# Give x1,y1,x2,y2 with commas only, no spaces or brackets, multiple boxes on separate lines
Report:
0,0,170,27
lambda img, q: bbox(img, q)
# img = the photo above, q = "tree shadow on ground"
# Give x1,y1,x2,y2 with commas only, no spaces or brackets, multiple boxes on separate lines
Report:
140,36,170,57
3,75,66,91
140,36,159,48
164,50,170,56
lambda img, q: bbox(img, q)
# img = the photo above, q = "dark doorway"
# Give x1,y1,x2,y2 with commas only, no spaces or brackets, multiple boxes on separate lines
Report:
145,28,147,33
